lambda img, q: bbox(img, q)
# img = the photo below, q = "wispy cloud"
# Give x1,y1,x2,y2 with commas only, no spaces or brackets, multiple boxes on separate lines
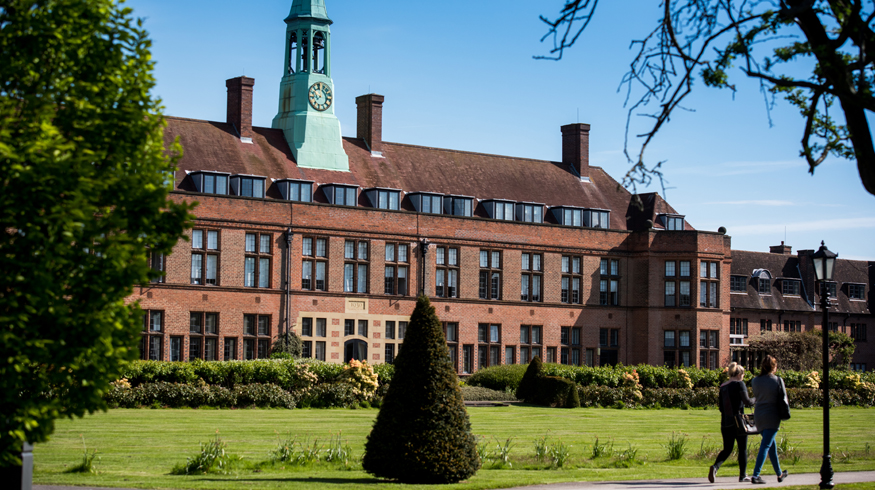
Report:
727,217,875,236
673,159,805,177
706,200,795,206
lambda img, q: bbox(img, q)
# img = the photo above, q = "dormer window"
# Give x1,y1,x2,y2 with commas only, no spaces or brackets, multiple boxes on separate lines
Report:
230,175,265,198
584,209,610,229
409,193,443,214
660,214,685,230
752,269,772,294
190,171,230,195
276,179,313,202
848,283,865,300
552,206,583,227
483,200,515,221
364,188,400,210
444,195,473,217
322,184,358,206
517,203,544,223
781,279,801,296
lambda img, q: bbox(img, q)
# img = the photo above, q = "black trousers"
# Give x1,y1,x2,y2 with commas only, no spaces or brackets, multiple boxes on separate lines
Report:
713,424,748,476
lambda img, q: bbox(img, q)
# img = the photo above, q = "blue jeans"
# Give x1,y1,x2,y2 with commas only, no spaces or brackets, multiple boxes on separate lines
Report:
753,428,782,477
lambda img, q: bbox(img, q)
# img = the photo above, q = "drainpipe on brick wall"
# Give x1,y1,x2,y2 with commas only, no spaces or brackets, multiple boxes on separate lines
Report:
285,228,293,336
419,238,430,295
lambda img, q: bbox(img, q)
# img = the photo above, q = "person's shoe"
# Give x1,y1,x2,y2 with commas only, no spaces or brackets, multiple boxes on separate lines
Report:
739,476,751,482
708,465,717,483
751,476,766,484
778,470,788,482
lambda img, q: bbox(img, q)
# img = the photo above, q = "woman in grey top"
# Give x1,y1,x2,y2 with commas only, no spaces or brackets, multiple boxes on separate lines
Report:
750,355,789,484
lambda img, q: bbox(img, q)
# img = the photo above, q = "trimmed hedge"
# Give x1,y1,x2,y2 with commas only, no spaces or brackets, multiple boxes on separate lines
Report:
105,382,298,409
469,363,875,390
460,386,517,402
575,386,873,409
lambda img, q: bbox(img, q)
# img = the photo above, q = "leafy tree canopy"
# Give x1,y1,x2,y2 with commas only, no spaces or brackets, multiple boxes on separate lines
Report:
539,0,875,197
0,0,192,465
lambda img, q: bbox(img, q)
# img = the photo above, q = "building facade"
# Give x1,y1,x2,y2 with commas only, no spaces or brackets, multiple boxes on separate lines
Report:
132,0,871,373
729,243,872,371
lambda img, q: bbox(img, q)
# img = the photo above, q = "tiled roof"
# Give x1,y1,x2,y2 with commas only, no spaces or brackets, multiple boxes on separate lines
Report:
164,117,684,232
730,249,871,315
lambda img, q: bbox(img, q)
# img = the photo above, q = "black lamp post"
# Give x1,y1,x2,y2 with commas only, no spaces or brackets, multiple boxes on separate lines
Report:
812,241,837,489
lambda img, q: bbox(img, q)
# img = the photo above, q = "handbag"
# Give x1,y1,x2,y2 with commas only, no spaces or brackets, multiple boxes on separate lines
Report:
735,411,760,435
723,383,759,435
778,376,791,420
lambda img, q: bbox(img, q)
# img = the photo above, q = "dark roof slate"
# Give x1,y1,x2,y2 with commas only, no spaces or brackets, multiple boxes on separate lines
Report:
164,117,679,232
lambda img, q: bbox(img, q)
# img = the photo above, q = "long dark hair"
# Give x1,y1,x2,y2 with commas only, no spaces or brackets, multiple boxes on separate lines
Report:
759,355,777,375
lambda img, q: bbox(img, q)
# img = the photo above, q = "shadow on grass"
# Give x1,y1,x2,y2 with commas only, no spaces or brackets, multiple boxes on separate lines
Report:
593,482,701,487
197,477,385,485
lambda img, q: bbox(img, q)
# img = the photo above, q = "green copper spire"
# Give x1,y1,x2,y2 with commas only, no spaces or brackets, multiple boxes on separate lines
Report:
272,0,348,171
286,0,331,23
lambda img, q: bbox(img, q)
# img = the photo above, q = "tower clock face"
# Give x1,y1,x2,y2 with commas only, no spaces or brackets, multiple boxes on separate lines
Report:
308,82,332,111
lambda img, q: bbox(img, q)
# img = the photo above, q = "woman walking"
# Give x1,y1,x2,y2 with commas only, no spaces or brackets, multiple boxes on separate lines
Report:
708,362,755,483
750,355,789,484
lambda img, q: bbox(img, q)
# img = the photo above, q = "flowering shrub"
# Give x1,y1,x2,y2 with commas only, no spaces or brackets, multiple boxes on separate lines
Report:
676,369,694,389
337,359,379,400
110,377,131,390
804,371,821,389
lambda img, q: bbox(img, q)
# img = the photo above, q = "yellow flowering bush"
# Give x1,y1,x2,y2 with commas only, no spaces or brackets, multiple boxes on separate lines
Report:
676,369,693,389
804,371,821,389
338,359,379,400
111,377,131,390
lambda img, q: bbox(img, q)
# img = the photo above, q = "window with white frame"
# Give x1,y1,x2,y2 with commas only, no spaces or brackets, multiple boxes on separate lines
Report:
519,325,542,364
479,250,502,300
561,255,582,304
700,261,719,308
521,252,542,302
302,236,327,291
384,243,409,295
849,284,865,300
477,323,502,369
244,232,271,288
343,240,369,293
599,258,619,306
435,246,459,298
191,229,220,285
781,279,801,296
140,310,164,360
730,318,748,345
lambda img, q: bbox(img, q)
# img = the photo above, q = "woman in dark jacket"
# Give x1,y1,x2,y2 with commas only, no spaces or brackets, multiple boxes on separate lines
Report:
709,362,755,483
750,355,789,484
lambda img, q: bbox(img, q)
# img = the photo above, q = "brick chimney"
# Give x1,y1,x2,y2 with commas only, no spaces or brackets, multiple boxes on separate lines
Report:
356,94,384,157
561,123,590,181
226,76,255,142
769,241,792,255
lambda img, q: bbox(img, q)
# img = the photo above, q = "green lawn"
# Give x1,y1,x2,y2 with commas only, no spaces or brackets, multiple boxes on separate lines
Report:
33,406,875,490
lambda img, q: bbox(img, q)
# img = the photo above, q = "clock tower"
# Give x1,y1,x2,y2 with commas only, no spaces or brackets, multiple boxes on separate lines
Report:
272,0,349,171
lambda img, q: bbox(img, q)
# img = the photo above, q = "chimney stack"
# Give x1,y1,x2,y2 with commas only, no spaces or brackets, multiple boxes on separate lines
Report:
226,76,255,142
769,241,792,255
356,94,384,157
561,123,590,181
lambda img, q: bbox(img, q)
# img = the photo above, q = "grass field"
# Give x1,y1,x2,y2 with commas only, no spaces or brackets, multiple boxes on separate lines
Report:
33,406,875,490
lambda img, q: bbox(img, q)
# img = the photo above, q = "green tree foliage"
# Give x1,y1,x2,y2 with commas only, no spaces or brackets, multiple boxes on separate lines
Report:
271,330,304,358
0,0,192,466
515,356,543,401
747,330,856,371
362,295,479,483
539,1,875,196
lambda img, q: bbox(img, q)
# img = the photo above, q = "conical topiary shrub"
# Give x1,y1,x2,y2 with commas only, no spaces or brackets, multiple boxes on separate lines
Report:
362,295,480,483
515,356,543,402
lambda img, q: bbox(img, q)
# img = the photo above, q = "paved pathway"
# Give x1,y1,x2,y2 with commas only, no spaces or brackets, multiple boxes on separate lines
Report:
32,470,875,490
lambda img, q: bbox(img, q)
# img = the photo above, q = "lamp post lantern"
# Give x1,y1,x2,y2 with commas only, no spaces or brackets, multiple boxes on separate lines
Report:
812,241,837,489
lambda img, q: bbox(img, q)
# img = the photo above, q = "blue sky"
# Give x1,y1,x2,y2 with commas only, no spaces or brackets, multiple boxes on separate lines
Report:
129,0,874,261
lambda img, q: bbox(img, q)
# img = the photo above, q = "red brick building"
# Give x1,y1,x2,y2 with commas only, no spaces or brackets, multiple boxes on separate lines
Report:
133,0,871,373
729,243,872,371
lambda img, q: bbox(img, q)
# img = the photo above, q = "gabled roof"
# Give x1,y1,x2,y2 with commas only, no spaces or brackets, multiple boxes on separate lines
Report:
730,249,871,315
163,117,693,232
